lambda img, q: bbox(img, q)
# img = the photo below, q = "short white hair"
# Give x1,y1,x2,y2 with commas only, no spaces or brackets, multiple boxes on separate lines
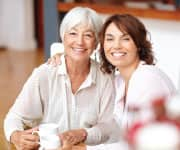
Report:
59,7,103,45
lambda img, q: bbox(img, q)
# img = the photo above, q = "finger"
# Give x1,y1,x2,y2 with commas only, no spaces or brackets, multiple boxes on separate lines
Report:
21,141,39,150
25,127,38,134
50,56,55,66
55,55,61,65
68,135,81,145
63,135,72,142
47,57,56,66
71,136,83,145
22,133,39,143
60,133,66,140
24,129,39,141
18,137,39,150
47,58,51,64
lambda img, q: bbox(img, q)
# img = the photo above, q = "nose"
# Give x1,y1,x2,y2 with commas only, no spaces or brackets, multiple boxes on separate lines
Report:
76,34,84,45
114,39,122,49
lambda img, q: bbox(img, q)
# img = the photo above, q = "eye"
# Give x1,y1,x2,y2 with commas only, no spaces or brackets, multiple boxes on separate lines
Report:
106,38,113,41
69,32,77,36
68,29,77,36
121,35,131,41
122,37,130,41
105,37,113,41
105,35,114,41
84,33,94,38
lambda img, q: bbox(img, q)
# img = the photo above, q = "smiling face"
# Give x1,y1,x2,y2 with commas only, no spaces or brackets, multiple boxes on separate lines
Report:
103,22,140,70
63,23,96,63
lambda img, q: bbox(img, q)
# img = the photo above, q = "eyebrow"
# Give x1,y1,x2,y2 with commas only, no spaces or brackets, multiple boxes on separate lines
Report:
70,27,94,33
105,33,129,37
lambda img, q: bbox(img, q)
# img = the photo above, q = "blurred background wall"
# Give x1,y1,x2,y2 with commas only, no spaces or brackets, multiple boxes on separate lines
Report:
0,0,36,50
0,0,180,89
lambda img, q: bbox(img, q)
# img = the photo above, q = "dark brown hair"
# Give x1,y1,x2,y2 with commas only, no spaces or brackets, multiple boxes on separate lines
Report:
100,14,154,74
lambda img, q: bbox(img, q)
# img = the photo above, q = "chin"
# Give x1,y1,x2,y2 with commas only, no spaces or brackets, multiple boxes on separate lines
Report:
110,62,121,68
74,56,89,62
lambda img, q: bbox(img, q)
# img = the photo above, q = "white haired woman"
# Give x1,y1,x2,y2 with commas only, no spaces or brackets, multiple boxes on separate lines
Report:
4,7,118,150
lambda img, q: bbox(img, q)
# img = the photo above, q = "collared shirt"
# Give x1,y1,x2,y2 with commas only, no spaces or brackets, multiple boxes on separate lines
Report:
113,61,176,131
4,55,116,145
86,61,176,150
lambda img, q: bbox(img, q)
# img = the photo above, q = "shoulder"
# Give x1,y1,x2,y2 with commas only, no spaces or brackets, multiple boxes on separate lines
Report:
30,63,60,81
127,64,176,106
135,64,173,84
36,63,58,72
131,64,176,95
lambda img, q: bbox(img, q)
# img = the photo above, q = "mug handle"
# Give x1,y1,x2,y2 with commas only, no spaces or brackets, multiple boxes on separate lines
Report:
32,130,40,136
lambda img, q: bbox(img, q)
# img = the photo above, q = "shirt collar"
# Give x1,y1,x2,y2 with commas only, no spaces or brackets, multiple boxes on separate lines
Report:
114,60,146,76
87,59,97,85
57,55,97,85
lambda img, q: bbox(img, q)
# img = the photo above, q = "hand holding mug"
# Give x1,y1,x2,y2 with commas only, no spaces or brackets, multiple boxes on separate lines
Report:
10,127,39,150
32,123,61,149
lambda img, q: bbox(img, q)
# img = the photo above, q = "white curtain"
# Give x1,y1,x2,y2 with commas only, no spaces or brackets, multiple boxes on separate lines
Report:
0,0,36,50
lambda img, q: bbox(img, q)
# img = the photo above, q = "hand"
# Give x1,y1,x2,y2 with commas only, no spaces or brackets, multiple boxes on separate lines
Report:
72,144,87,150
59,143,86,150
10,127,39,150
59,142,72,150
60,129,87,146
47,53,62,66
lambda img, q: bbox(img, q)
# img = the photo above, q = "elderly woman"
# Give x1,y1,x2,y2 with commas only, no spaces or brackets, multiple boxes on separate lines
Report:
4,7,118,150
59,14,176,150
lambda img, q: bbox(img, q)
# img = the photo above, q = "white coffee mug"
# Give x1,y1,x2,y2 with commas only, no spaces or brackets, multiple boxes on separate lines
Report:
39,134,60,150
35,123,59,135
32,123,61,149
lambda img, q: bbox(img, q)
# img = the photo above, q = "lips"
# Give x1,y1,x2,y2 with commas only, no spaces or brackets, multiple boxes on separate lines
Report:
72,48,86,53
111,52,126,57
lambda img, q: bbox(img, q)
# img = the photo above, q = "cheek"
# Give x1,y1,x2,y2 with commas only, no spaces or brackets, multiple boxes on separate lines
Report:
63,38,73,46
128,41,138,50
104,49,111,61
88,40,96,49
103,42,110,51
104,46,111,57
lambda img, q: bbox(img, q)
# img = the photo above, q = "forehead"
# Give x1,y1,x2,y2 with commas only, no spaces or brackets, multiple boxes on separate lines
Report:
68,23,95,32
105,23,126,36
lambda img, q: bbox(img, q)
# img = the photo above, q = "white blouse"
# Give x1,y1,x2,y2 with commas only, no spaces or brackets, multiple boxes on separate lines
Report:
87,62,176,150
4,55,117,145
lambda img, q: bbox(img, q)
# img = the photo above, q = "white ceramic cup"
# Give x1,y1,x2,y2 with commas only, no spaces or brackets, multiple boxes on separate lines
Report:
39,134,60,150
32,123,61,149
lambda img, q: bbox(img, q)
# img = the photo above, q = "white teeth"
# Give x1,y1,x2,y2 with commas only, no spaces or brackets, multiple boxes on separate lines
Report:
112,52,125,57
73,48,84,52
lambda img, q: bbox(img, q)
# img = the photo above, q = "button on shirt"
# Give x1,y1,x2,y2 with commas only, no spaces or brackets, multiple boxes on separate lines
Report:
4,55,116,145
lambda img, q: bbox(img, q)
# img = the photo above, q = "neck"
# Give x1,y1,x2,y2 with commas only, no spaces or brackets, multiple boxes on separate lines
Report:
66,57,90,76
65,56,90,94
117,60,140,85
